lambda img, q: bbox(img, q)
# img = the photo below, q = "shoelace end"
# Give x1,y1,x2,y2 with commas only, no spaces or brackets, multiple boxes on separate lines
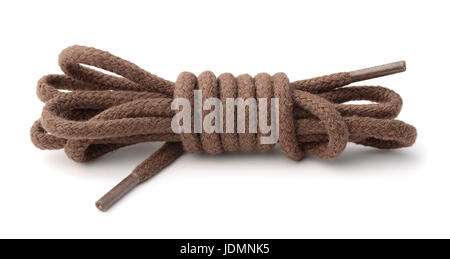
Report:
350,61,406,82
95,173,140,212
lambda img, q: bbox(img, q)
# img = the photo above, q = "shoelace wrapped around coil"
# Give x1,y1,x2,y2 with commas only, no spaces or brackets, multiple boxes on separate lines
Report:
30,46,417,211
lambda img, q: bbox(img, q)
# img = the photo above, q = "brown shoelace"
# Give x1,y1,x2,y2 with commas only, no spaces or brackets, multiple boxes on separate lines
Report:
30,46,417,211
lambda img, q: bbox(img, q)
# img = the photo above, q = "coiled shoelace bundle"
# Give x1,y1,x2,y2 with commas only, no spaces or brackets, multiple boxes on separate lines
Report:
31,46,417,211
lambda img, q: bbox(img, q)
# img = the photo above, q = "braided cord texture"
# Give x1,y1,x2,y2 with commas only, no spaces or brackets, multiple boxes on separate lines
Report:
31,46,417,172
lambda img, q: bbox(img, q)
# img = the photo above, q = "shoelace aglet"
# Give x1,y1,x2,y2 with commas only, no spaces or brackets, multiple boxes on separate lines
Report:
95,173,140,212
349,61,406,82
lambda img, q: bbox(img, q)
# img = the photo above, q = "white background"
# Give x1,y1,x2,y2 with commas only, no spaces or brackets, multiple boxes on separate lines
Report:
0,0,448,238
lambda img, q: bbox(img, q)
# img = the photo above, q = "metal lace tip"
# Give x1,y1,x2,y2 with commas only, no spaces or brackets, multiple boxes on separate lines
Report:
95,173,140,212
349,61,406,82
